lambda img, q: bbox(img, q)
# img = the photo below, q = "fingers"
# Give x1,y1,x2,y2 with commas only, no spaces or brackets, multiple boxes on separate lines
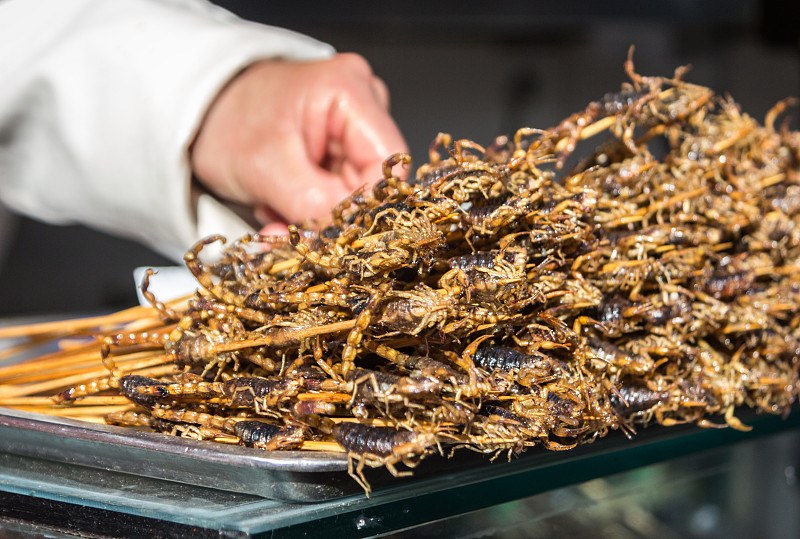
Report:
336,52,391,111
257,218,290,236
315,57,408,191
370,75,390,111
253,204,285,228
191,53,408,229
247,135,355,224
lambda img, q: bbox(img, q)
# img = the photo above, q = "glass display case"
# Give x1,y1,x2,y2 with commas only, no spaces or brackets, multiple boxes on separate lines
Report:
1,405,798,538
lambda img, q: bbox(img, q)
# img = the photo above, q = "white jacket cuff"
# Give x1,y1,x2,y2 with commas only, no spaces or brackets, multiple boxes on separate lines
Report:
0,0,335,261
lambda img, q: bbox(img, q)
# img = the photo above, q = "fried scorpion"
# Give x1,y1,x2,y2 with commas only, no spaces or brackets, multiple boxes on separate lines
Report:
43,50,800,496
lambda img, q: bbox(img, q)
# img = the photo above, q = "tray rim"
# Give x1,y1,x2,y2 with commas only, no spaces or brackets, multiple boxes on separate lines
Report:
0,406,349,472
3,404,800,506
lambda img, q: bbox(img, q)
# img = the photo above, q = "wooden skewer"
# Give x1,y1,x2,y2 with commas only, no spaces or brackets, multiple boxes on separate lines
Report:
2,361,100,385
643,186,708,216
0,347,111,381
0,357,174,400
205,436,241,445
213,319,357,353
52,416,109,425
0,310,152,340
0,342,103,380
120,317,179,334
30,350,168,383
0,297,188,340
5,350,166,385
0,319,179,381
0,395,130,407
296,392,352,403
554,115,618,153
300,440,345,452
711,126,755,154
118,363,177,379
12,405,133,417
58,338,99,351
0,335,60,362
468,436,533,446
759,173,786,189
350,231,392,250
268,257,302,275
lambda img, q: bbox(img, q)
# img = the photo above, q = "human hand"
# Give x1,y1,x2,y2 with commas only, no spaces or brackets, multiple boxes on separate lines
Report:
189,53,408,234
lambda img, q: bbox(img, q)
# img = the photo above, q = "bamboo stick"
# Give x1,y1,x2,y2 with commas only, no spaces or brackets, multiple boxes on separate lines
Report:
468,436,536,446
268,257,302,275
13,405,133,417
759,173,786,189
13,351,169,384
54,416,108,425
119,363,177,379
206,436,241,445
0,336,57,362
0,345,101,380
643,186,708,216
5,350,167,385
326,417,394,426
554,115,618,153
0,347,159,383
0,312,141,340
0,318,179,382
0,297,188,340
213,319,357,353
0,395,130,407
296,392,352,403
0,357,174,400
300,440,345,452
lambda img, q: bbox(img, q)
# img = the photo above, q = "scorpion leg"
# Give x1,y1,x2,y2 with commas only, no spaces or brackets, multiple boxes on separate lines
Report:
454,334,494,399
428,132,452,164
339,284,389,379
313,335,338,380
140,269,183,321
54,350,125,403
183,235,238,303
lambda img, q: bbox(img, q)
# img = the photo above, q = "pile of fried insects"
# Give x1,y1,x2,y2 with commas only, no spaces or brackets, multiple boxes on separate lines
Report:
1,52,799,495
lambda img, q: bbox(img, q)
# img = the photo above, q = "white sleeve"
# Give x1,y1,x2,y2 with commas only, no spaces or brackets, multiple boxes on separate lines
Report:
0,0,335,261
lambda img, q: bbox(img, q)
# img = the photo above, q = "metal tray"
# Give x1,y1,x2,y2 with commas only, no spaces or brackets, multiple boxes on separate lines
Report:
2,404,800,507
0,406,509,503
0,407,361,502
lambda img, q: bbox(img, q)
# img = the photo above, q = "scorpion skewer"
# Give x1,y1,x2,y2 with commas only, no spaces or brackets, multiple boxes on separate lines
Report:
1,52,799,496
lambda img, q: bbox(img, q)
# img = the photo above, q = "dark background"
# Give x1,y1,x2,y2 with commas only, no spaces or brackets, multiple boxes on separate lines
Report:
1,0,798,316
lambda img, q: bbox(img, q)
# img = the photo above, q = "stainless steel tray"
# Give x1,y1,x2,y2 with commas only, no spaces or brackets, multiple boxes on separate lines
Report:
3,404,800,508
0,407,360,502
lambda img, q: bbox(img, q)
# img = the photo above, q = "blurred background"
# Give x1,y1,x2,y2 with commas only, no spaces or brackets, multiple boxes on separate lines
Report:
1,3,799,536
0,0,798,316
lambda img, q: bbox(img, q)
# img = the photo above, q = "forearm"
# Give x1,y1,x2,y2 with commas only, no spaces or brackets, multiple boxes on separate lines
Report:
0,0,334,261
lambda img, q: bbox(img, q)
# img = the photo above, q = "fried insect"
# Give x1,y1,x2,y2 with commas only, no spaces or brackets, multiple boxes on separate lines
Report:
333,422,438,495
18,52,800,497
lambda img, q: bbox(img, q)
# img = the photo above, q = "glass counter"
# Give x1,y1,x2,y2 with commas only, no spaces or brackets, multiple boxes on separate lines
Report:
1,406,798,538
